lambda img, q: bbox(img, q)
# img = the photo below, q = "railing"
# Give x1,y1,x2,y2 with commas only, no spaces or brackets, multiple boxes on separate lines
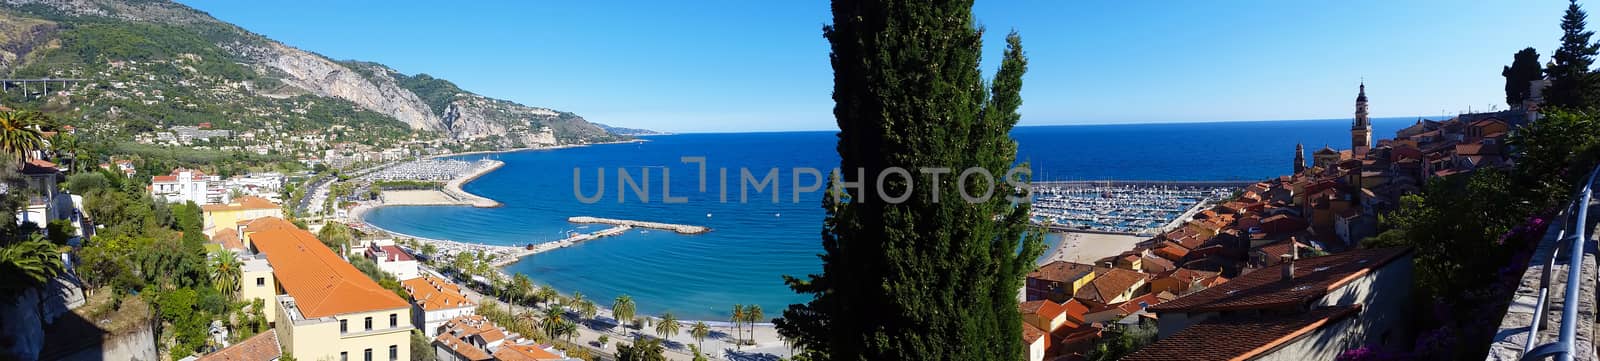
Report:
1521,164,1600,361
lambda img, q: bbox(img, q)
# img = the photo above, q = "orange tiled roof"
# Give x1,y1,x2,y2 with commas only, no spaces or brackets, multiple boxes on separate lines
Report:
211,228,244,251
1139,254,1176,274
242,217,299,234
1022,322,1047,343
493,344,566,361
197,330,280,361
1076,268,1147,304
1027,261,1099,284
1122,306,1361,361
436,315,509,360
403,276,475,311
202,196,279,212
435,333,493,361
1148,248,1410,313
250,226,408,318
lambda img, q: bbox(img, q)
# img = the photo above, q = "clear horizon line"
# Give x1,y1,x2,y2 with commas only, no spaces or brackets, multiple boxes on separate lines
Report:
653,114,1450,135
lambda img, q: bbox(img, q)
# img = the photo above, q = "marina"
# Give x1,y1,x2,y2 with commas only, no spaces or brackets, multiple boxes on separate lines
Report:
1030,182,1237,235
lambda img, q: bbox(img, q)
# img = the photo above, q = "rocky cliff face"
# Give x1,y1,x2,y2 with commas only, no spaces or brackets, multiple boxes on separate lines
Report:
231,42,443,131
0,0,622,146
0,13,56,74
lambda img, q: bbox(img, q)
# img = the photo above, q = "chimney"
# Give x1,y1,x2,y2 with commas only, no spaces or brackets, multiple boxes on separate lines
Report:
1282,239,1303,281
1281,254,1295,281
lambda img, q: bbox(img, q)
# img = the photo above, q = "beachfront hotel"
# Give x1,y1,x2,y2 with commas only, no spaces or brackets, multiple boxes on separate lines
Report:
240,216,414,361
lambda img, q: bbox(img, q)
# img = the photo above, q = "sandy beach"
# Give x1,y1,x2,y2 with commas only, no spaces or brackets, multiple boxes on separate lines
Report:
1039,231,1149,266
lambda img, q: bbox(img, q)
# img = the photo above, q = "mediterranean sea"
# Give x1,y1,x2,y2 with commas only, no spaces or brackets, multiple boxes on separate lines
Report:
363,117,1415,320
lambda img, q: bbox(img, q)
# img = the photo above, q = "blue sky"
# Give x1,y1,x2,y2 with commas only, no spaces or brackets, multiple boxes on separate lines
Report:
179,1,1567,133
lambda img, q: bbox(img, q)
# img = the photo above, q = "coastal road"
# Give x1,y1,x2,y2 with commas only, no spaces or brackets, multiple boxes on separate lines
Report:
298,175,332,216
424,265,792,361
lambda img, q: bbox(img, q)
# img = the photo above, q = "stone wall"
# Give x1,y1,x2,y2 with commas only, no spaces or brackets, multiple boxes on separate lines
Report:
1487,193,1600,361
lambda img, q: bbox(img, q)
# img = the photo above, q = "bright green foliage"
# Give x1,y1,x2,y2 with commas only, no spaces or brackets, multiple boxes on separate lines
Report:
410,330,436,361
1546,0,1600,109
1504,47,1544,107
317,222,355,251
774,0,1044,359
0,110,46,162
690,321,710,354
655,312,679,339
617,338,667,361
613,294,636,329
0,238,65,292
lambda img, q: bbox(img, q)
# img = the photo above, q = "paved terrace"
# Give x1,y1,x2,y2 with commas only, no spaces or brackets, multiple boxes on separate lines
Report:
1489,174,1600,361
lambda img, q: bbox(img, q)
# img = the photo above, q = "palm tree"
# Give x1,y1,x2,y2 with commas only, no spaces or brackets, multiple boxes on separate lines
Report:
211,251,241,299
541,306,566,339
420,243,438,260
556,319,579,345
690,321,711,354
511,273,533,305
730,304,745,349
517,308,540,338
568,291,586,312
50,133,88,173
578,299,599,326
536,285,558,307
491,274,509,299
655,312,680,339
0,237,64,293
744,304,763,345
0,110,46,163
613,295,636,330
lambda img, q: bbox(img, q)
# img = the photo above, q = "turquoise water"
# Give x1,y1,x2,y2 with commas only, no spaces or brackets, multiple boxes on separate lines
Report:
363,117,1414,320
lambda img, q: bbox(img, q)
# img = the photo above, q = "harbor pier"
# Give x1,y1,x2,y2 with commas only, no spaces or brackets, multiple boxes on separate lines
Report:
567,216,710,234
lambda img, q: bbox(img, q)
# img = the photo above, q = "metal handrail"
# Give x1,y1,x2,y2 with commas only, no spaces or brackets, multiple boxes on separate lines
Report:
1523,164,1600,361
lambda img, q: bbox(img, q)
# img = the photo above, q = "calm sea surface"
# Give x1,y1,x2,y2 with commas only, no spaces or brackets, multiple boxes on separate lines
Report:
363,117,1414,320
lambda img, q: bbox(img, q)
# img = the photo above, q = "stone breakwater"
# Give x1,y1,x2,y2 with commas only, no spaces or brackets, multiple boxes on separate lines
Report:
566,216,710,234
445,160,504,208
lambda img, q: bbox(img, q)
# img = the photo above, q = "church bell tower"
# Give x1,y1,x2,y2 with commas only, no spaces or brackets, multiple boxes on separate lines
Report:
1294,143,1306,174
1352,82,1372,158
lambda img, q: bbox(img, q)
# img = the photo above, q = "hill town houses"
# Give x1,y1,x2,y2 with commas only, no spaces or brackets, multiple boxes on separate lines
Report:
1020,82,1537,361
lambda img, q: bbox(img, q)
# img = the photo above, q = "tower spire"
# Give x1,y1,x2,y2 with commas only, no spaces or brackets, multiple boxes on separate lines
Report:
1352,81,1373,158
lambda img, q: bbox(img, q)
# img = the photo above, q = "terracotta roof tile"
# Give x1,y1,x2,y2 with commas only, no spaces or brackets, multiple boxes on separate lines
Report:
1022,322,1047,343
197,330,280,361
211,228,244,251
251,225,408,318
1027,261,1098,284
403,276,475,311
1122,306,1362,361
242,217,299,233
436,315,508,360
201,196,279,212
1139,255,1176,274
493,344,566,360
1148,248,1410,313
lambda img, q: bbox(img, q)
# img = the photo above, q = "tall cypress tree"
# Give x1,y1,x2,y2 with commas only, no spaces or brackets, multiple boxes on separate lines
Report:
775,0,1044,360
1546,0,1600,109
1503,47,1543,107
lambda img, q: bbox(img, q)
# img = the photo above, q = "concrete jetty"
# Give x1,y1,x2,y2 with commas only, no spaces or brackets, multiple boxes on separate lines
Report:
567,216,710,234
491,225,633,266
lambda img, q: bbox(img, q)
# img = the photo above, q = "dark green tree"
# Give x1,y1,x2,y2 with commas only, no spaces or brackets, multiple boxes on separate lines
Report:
1546,0,1600,109
1503,47,1543,106
774,0,1045,359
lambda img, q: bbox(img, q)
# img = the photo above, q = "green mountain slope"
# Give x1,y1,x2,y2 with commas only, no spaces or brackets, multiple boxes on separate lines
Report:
0,0,624,151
